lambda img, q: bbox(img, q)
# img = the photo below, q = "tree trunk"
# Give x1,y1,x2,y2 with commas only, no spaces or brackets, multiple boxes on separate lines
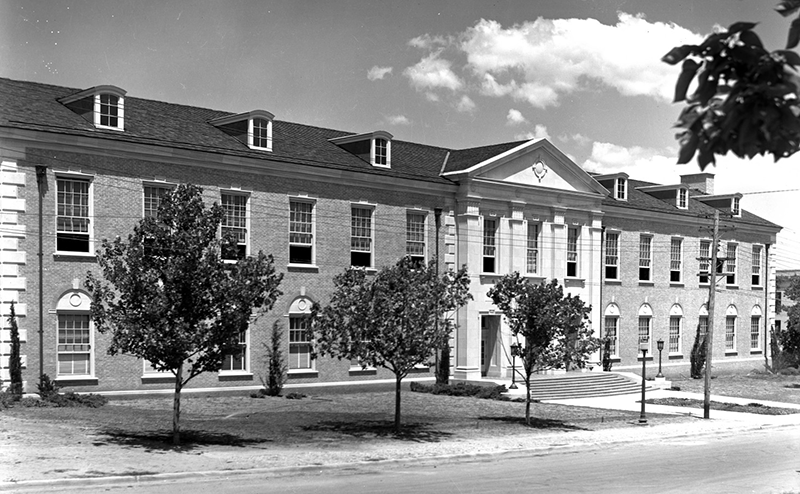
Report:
173,362,183,445
525,374,532,426
394,375,402,433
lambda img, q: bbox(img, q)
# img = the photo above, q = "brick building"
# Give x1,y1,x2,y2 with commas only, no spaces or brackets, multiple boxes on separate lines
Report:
0,77,781,394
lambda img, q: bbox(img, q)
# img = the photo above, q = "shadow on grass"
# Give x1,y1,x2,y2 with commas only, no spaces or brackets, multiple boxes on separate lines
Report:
302,420,453,442
96,427,268,451
478,416,589,431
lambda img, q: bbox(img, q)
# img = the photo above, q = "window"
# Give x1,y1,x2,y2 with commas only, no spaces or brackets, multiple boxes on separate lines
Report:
615,178,627,200
57,314,92,377
751,315,761,351
726,244,737,285
605,232,619,280
252,117,272,150
699,316,709,335
732,197,741,216
374,138,388,166
752,245,762,287
726,315,736,351
406,212,426,266
289,200,314,265
639,235,652,282
638,316,651,354
777,291,783,311
604,317,618,356
289,316,312,370
143,184,172,219
221,330,248,372
483,218,497,273
567,227,579,277
526,222,539,274
221,192,248,260
677,188,688,209
56,177,92,253
99,93,119,128
669,316,681,354
351,206,373,267
670,238,683,283
699,240,711,284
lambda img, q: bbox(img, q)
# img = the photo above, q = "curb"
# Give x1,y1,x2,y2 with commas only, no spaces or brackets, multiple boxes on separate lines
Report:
2,419,795,492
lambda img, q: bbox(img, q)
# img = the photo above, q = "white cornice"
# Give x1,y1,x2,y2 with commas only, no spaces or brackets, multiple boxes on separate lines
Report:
209,110,275,127
58,85,126,104
328,130,393,145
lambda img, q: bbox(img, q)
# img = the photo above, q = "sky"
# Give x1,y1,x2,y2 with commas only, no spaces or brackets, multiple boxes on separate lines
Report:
1,0,799,269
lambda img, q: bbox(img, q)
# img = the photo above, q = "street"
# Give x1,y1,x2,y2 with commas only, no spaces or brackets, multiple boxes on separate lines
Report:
26,425,800,494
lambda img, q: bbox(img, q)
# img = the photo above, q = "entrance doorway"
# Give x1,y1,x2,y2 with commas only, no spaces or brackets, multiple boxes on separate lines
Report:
481,315,501,377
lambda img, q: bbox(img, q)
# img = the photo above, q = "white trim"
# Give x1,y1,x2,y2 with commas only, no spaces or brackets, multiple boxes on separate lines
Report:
289,196,317,266
54,173,94,255
220,189,251,259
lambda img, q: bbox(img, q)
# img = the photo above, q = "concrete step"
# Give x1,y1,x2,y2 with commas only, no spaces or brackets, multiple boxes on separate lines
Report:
509,372,657,400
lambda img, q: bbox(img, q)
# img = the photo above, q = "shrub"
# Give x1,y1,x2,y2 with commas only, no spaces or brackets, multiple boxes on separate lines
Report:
778,367,800,376
0,389,17,409
259,321,287,397
37,374,61,400
689,324,706,379
285,392,306,400
410,381,509,400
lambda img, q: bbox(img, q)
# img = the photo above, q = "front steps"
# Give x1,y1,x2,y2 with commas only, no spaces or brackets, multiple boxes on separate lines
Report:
505,372,657,400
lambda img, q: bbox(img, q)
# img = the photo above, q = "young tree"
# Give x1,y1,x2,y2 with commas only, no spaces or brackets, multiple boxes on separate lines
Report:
86,184,283,445
662,4,800,169
776,275,800,367
260,321,288,396
7,301,23,399
488,274,598,425
309,257,471,433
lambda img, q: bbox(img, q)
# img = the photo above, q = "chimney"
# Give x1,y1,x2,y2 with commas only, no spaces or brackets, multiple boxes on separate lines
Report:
680,173,714,195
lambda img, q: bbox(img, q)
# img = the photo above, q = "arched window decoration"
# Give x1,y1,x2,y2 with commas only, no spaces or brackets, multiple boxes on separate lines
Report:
750,305,763,351
725,305,738,352
288,297,314,371
604,303,620,356
668,304,683,354
55,290,94,378
638,304,653,353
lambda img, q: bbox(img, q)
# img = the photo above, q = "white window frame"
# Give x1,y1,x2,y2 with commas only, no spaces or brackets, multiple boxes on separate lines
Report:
289,198,316,266
638,304,653,355
726,243,737,286
351,204,375,268
406,210,427,265
615,178,627,201
604,231,620,280
221,190,250,261
677,188,688,209
732,197,741,217
220,327,250,375
567,227,579,278
142,182,174,219
526,221,539,275
249,117,273,151
669,304,683,355
750,306,763,351
371,138,391,168
56,313,94,378
639,235,652,282
699,239,711,285
55,173,94,255
95,93,124,131
483,217,498,274
752,245,763,287
670,237,683,284
725,305,738,352
288,296,315,374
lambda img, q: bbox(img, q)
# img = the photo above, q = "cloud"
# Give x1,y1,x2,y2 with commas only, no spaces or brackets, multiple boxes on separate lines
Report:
514,124,549,141
456,95,476,112
404,52,464,92
385,114,411,126
559,133,591,146
408,34,451,50
367,66,393,81
582,141,680,184
506,108,528,126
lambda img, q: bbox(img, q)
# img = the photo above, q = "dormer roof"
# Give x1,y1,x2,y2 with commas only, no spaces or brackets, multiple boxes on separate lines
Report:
59,84,127,131
210,110,275,151
329,130,393,168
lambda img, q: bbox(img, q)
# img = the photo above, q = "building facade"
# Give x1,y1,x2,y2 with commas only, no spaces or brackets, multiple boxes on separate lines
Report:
0,78,781,394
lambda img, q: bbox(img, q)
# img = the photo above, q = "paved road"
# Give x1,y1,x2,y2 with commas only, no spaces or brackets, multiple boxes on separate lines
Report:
22,426,800,494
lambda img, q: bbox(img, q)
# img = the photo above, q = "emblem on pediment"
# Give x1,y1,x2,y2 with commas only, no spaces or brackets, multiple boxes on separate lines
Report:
532,157,547,182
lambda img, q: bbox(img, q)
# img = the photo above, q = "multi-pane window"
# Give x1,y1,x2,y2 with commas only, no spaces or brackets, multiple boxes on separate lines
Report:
669,316,682,354
483,218,497,273
670,238,683,283
289,316,312,370
567,227,579,277
99,93,119,128
604,317,618,356
56,177,91,253
638,317,651,354
221,330,247,372
639,235,652,281
616,178,626,200
726,244,737,285
143,185,171,219
752,245,762,287
222,193,248,260
526,222,539,274
605,232,619,280
289,200,314,264
699,316,709,335
699,240,711,284
351,207,373,267
252,118,271,149
732,197,741,216
57,314,92,376
406,212,426,266
726,316,737,351
677,188,688,209
750,316,761,350
374,138,388,166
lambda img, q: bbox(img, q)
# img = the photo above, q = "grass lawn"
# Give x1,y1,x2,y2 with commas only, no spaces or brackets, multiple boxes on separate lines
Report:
668,371,800,405
645,397,800,415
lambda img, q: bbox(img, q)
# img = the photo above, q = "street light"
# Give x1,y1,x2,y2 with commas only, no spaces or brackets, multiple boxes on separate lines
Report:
639,341,648,424
656,339,665,378
509,342,520,390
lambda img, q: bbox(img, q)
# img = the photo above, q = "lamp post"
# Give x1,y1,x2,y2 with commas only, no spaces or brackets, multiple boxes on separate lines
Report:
509,342,520,389
656,339,665,378
639,342,648,424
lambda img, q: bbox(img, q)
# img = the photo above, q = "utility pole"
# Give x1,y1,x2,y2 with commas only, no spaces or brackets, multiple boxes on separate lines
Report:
703,210,720,419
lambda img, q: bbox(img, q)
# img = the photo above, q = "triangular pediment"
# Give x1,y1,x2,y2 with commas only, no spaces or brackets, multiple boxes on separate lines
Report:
444,139,607,196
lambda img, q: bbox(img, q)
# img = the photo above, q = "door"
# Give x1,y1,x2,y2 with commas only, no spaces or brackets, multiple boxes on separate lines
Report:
481,315,500,377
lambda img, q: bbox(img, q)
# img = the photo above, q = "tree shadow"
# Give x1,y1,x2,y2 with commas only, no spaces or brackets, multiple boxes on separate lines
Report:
302,420,453,442
96,427,269,451
478,416,588,431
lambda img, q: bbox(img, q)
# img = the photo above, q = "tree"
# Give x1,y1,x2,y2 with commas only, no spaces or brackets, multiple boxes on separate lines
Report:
309,257,472,433
689,323,707,379
260,321,288,396
7,301,23,399
776,275,800,367
488,274,598,425
662,3,800,169
85,184,283,445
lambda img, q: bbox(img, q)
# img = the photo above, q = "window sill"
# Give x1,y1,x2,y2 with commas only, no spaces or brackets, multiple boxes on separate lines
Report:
288,369,318,378
54,252,96,261
668,354,684,360
604,279,622,285
351,267,377,274
726,285,739,290
349,366,377,376
287,263,319,272
141,374,175,383
523,274,545,281
480,272,502,277
638,281,654,286
637,356,654,362
219,372,254,382
669,282,684,288
55,376,98,385
751,286,763,291
725,351,738,356
750,350,763,355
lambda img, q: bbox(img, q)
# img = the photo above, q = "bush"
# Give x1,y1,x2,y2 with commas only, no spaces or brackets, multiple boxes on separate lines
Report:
259,321,288,397
285,392,306,400
410,381,509,400
778,367,800,376
37,374,61,400
0,389,17,409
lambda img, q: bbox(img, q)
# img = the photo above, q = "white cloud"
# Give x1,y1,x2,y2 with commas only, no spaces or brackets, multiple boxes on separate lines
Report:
506,108,528,126
559,133,591,146
456,95,476,112
367,66,393,81
386,114,411,126
408,34,450,50
404,52,464,92
514,124,549,141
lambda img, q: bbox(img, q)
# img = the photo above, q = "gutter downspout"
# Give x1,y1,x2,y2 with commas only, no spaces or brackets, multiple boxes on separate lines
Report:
35,166,47,385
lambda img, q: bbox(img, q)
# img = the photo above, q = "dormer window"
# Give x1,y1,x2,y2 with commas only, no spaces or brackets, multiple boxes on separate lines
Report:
615,178,627,201
732,197,741,216
329,131,393,168
593,173,629,201
677,188,688,209
211,110,274,152
59,85,126,131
